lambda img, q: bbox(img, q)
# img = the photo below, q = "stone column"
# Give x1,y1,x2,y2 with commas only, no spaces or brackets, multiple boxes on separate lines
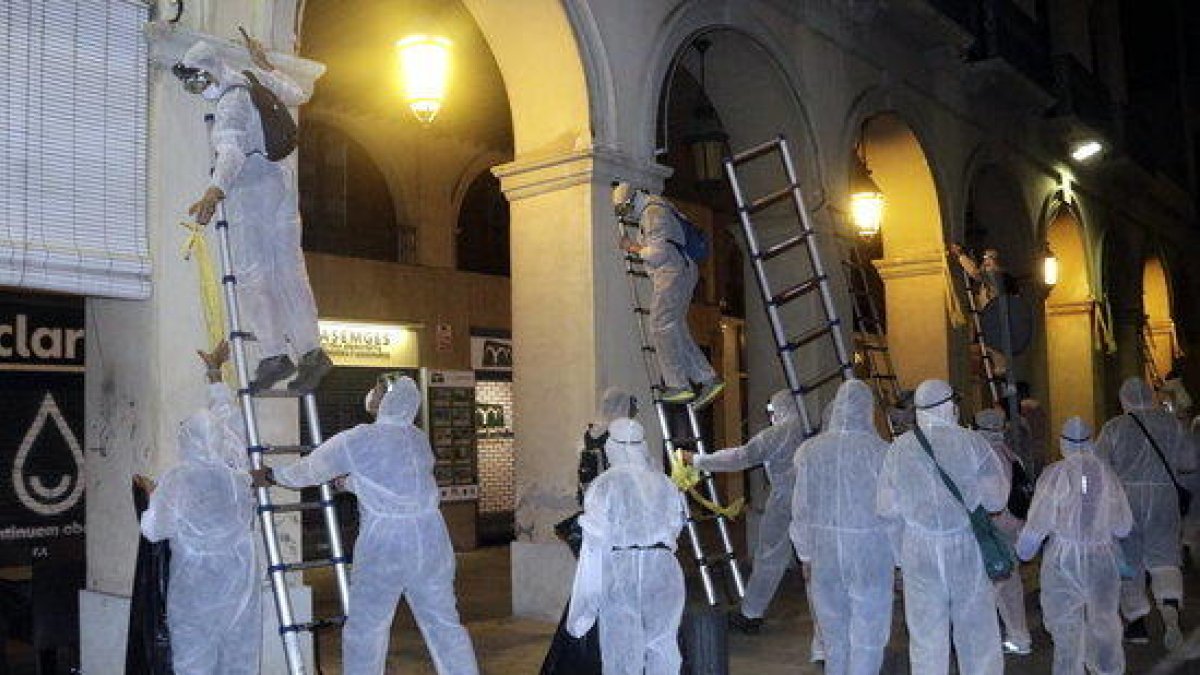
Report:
873,251,954,389
1045,300,1101,432
494,148,669,620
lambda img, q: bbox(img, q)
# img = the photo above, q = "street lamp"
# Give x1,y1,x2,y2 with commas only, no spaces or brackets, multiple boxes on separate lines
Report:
848,153,885,237
396,34,452,124
682,39,728,186
1041,242,1058,288
1069,139,1104,163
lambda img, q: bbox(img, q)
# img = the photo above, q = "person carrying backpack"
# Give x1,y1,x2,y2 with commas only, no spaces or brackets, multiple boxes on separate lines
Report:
613,182,723,408
173,32,331,392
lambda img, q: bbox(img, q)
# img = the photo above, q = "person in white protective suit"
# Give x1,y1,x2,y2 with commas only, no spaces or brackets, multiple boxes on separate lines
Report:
1016,416,1133,675
567,418,686,675
174,35,331,392
614,181,724,408
681,388,807,633
974,407,1033,656
877,379,1008,675
791,379,895,675
139,344,260,675
253,377,479,675
1096,376,1196,649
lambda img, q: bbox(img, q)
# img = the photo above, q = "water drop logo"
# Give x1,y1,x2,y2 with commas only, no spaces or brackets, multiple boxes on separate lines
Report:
13,393,84,516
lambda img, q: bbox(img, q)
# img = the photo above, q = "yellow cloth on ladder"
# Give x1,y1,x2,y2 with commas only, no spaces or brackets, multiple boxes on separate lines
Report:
181,222,227,351
942,255,968,328
669,450,745,520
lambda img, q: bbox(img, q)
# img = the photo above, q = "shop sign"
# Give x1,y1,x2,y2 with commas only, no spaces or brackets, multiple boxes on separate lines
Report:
470,335,512,372
318,320,419,368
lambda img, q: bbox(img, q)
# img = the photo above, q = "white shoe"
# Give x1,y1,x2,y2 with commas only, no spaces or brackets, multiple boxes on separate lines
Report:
1163,604,1184,651
809,637,825,663
1002,639,1032,656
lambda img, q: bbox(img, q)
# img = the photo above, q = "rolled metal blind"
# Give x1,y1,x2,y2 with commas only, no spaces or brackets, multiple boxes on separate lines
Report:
1,0,151,299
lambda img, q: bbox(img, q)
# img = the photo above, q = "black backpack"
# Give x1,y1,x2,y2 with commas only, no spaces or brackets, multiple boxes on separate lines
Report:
241,70,297,161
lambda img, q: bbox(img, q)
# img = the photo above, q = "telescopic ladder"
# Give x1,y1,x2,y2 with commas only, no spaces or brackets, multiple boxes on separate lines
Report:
840,241,902,434
722,135,855,438
207,114,352,675
615,202,747,607
958,265,1004,406
1141,317,1165,390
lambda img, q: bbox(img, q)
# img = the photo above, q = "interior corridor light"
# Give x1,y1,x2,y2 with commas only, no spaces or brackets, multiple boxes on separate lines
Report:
848,154,885,237
1070,140,1104,162
396,34,452,124
1041,242,1059,288
683,39,729,185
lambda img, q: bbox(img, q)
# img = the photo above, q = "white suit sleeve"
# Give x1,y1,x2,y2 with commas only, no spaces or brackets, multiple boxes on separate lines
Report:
973,435,1009,513
1017,466,1058,554
274,427,358,488
790,444,813,561
140,471,181,542
637,203,681,268
210,90,253,194
694,426,784,473
253,67,309,106
208,383,248,470
1171,419,1197,474
567,482,609,637
1106,467,1134,538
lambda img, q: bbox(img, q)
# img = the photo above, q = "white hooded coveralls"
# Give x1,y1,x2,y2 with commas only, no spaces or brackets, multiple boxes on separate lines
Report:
1095,377,1196,620
1018,417,1133,675
791,380,895,675
567,418,686,675
140,385,260,675
877,379,1008,675
181,41,320,359
273,378,479,675
695,388,806,619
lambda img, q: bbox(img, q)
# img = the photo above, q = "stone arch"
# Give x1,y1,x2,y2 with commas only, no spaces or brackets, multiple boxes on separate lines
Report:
1143,254,1178,383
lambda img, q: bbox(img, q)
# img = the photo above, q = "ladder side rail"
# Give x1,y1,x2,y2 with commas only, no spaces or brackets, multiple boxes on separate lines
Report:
848,246,902,406
960,266,1001,405
300,395,352,613
214,211,307,675
685,404,748,598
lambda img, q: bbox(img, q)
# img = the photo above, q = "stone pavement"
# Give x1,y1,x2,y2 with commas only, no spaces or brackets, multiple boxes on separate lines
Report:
309,546,1200,674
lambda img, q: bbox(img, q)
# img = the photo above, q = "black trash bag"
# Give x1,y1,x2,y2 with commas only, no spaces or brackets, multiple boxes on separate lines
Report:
539,601,601,675
125,481,174,674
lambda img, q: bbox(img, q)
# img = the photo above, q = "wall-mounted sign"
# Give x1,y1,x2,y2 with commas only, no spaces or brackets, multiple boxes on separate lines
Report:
439,485,479,502
470,335,512,372
435,322,454,353
0,297,86,565
318,320,420,368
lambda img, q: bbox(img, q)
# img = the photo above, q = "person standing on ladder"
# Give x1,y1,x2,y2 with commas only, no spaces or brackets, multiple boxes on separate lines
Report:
174,32,332,392
680,389,807,634
614,182,724,408
950,244,1017,387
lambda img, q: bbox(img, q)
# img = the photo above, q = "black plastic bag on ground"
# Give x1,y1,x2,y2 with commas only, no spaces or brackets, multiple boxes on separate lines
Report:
125,482,173,674
539,601,601,675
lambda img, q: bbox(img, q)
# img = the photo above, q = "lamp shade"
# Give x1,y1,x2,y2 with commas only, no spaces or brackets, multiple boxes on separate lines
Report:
396,34,451,124
848,156,884,237
1042,244,1059,287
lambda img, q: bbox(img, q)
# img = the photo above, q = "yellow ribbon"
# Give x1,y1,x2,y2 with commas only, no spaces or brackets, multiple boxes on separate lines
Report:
669,450,745,520
181,222,227,351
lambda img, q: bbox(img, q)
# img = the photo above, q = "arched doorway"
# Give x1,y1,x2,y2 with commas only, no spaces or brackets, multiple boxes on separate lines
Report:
1044,205,1098,432
860,113,949,389
1142,256,1179,385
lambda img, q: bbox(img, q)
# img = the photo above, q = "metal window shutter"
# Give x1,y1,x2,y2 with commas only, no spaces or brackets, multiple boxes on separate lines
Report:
0,0,150,299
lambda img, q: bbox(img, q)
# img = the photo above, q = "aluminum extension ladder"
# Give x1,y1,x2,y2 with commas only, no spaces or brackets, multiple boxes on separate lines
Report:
1141,317,1165,390
615,201,746,607
207,114,351,675
722,135,855,438
840,241,902,433
959,266,1004,406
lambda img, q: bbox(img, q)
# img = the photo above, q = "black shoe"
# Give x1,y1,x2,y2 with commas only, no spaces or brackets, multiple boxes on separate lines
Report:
728,611,763,635
251,354,296,391
1124,617,1150,644
288,348,333,392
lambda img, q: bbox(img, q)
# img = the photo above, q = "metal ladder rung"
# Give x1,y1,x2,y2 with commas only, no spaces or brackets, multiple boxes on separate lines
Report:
730,136,783,164
244,388,308,399
869,373,899,381
781,321,839,353
857,342,887,352
627,270,649,279
669,436,701,447
756,231,813,262
255,444,315,456
769,275,825,307
260,501,331,514
282,615,347,634
274,558,347,573
744,184,798,215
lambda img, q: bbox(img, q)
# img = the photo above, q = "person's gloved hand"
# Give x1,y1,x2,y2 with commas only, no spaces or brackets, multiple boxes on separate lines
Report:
249,467,275,489
1015,528,1042,561
188,186,225,225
